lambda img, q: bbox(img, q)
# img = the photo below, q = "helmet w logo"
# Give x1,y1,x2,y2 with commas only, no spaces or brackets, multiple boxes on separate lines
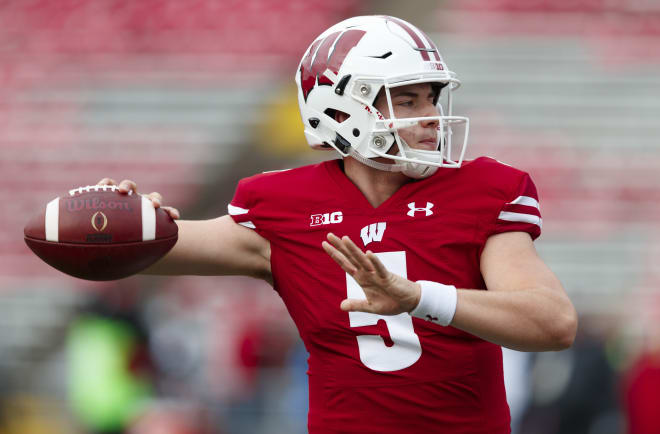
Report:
299,29,366,101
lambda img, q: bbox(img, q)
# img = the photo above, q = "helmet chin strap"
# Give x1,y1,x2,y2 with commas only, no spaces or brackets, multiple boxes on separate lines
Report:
397,136,441,179
348,135,440,179
347,147,405,172
401,161,438,179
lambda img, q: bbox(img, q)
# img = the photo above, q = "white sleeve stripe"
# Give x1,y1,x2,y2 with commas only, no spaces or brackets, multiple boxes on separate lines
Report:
507,195,539,209
238,221,256,229
228,204,249,215
45,197,59,242
498,211,542,228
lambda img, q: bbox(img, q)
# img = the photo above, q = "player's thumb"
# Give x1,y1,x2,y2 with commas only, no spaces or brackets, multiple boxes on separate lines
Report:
340,299,371,313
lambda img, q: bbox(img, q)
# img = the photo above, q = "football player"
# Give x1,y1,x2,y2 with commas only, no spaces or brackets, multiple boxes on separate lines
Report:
99,16,577,433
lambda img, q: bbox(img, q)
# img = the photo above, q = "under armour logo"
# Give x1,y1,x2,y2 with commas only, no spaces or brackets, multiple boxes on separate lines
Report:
425,314,438,322
407,202,434,217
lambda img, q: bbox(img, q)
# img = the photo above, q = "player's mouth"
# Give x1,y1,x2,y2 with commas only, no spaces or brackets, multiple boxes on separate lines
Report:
414,138,438,151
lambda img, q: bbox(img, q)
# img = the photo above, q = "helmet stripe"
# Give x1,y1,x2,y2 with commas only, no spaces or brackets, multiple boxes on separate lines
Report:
420,32,441,62
387,16,440,62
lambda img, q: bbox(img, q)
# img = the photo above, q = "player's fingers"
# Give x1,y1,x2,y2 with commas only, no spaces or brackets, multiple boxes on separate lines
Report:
342,236,374,273
366,251,389,279
97,178,117,186
146,192,163,207
161,206,180,220
340,298,373,313
326,232,345,250
327,233,361,270
322,241,357,274
118,179,138,194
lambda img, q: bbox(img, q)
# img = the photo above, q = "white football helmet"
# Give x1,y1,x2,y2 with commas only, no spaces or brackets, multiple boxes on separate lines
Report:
295,15,469,178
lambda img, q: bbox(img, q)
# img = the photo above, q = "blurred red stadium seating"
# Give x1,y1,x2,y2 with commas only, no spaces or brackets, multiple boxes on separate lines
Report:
446,0,660,44
0,0,359,287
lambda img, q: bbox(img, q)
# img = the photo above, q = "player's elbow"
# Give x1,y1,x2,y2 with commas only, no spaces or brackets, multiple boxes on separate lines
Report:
548,304,578,350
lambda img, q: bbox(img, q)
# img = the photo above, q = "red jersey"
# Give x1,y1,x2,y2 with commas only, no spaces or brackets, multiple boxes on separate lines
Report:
229,157,541,434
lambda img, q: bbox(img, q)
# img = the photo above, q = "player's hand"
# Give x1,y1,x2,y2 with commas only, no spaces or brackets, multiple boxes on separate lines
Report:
96,178,180,220
322,233,421,315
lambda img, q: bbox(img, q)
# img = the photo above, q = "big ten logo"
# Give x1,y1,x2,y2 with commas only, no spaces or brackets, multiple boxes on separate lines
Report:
310,211,343,227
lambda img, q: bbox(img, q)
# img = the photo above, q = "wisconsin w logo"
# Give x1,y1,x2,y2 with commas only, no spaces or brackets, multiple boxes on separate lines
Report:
360,222,387,246
299,29,366,101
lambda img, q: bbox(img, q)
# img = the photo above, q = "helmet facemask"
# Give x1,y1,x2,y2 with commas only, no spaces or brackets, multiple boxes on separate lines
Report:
358,78,469,179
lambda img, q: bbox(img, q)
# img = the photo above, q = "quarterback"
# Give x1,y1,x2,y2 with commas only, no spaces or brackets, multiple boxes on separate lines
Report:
100,16,577,433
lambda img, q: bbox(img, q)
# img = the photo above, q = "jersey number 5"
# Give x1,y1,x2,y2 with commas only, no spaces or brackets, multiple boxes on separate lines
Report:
346,251,422,372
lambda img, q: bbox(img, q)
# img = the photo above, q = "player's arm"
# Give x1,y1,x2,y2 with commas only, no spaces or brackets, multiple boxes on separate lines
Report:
451,231,577,352
142,216,271,282
98,178,272,283
325,231,577,352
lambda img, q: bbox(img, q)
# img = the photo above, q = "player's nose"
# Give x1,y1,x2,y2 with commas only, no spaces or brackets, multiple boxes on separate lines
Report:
418,102,440,129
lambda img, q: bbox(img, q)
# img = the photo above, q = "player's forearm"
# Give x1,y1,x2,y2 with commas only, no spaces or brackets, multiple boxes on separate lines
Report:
141,217,272,282
450,286,577,352
140,219,227,276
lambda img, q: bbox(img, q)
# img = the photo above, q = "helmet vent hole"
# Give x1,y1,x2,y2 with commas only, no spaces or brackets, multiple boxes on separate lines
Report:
324,108,351,123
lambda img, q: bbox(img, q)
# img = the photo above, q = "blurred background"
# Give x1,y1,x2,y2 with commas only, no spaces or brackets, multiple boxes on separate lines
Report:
1,0,659,433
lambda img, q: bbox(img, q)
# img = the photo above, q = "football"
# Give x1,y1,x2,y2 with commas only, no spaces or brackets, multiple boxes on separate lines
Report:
24,185,178,281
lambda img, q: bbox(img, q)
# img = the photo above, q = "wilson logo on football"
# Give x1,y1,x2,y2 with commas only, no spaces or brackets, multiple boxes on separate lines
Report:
299,29,366,101
65,197,131,212
91,211,108,232
310,211,343,227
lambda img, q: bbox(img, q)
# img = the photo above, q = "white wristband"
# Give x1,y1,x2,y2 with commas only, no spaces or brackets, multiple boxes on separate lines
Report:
410,281,458,326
